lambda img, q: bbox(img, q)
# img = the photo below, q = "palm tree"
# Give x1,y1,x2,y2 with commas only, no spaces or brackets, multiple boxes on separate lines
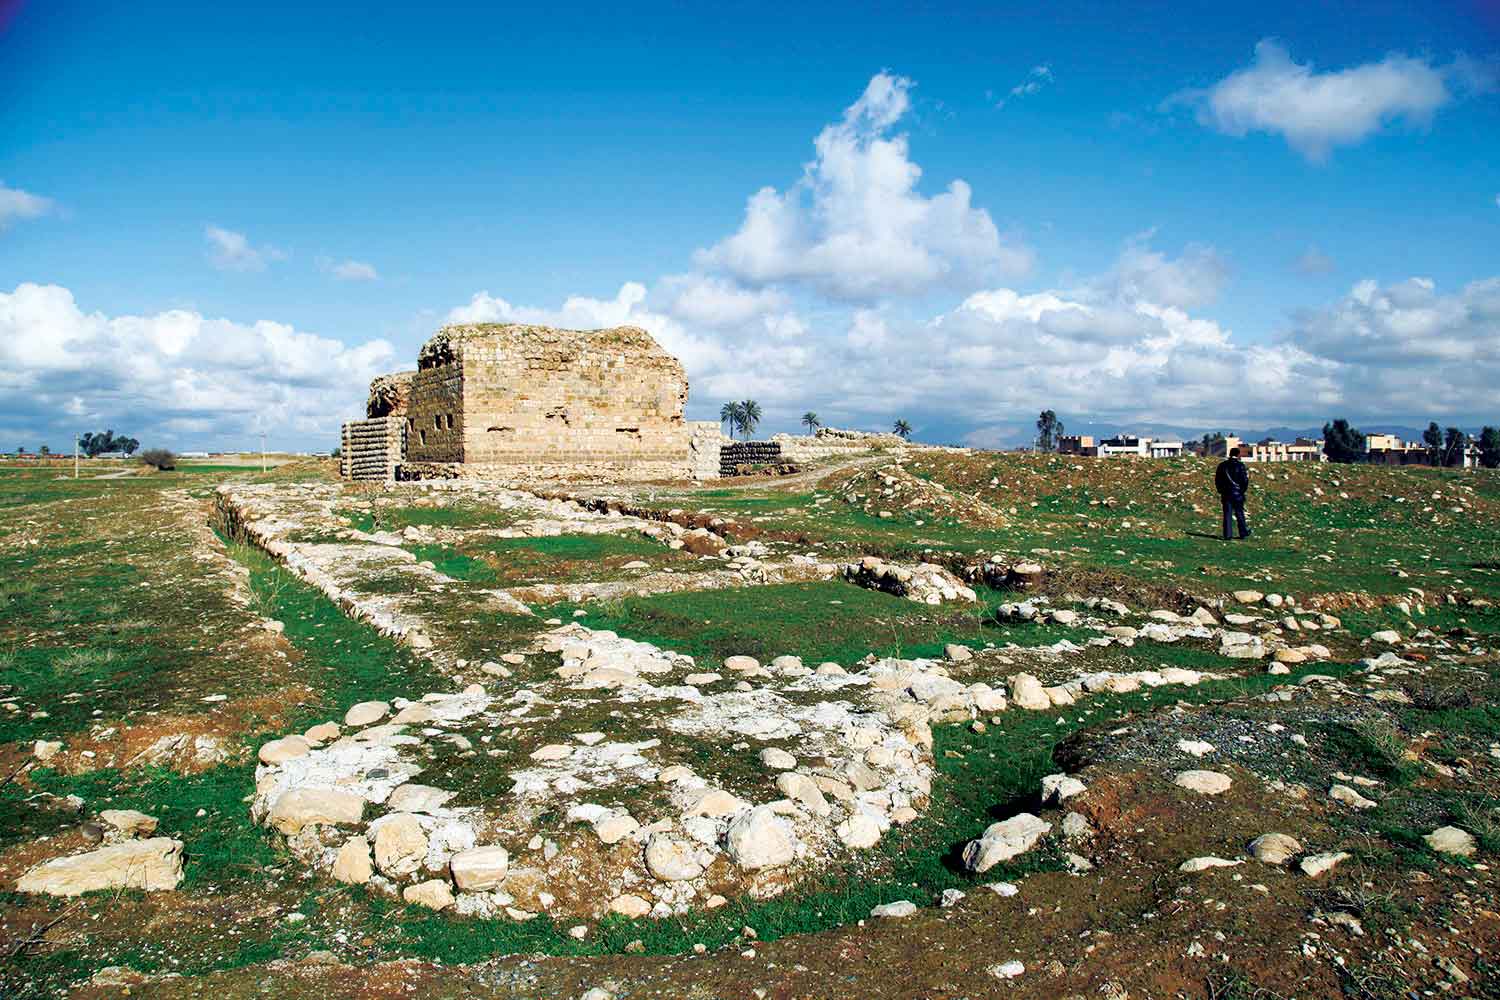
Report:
738,400,762,440
893,419,912,439
720,401,744,438
801,411,820,434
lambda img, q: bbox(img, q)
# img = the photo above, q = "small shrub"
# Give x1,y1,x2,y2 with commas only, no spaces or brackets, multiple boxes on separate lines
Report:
140,448,177,471
1323,717,1415,783
1452,797,1500,853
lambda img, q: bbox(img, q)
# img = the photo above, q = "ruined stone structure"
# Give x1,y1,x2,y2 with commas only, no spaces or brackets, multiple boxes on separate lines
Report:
343,323,724,482
366,371,416,418
340,417,406,482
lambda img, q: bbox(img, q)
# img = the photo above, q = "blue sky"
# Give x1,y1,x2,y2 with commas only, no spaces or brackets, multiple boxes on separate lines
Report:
2,0,1497,451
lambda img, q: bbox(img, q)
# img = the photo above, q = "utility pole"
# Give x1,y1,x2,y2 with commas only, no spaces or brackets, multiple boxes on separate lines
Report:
74,434,79,479
261,431,267,473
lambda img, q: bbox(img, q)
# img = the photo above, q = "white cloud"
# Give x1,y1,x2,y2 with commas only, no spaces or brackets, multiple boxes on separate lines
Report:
1282,276,1500,417
0,181,54,229
998,64,1053,107
323,258,379,282
445,252,1500,441
0,283,394,449
654,274,787,328
447,282,732,377
205,225,285,272
1107,236,1230,309
698,72,1033,300
1172,40,1453,161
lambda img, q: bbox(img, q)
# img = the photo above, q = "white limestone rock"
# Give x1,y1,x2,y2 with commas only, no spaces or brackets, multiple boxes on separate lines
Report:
332,836,374,884
1009,673,1051,711
1424,826,1476,858
268,788,364,835
451,846,510,890
17,838,183,896
1174,770,1232,795
344,701,390,727
725,806,797,870
373,813,429,876
962,813,1051,873
1247,833,1302,865
644,833,706,881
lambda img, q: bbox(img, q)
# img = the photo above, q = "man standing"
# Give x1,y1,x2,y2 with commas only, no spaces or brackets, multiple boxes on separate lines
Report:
1215,447,1252,540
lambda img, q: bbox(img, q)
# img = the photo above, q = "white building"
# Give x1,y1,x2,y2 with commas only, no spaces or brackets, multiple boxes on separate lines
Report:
1097,435,1184,458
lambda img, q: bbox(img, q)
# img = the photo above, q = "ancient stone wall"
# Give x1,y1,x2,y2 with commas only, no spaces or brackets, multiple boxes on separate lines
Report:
346,323,723,482
340,416,406,481
404,323,698,480
770,427,905,463
404,357,466,463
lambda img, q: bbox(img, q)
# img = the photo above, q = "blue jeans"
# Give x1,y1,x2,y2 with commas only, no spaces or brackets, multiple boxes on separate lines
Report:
1221,494,1248,539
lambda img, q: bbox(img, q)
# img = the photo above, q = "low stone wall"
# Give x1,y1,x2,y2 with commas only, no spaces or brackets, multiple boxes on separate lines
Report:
770,428,905,463
340,417,406,482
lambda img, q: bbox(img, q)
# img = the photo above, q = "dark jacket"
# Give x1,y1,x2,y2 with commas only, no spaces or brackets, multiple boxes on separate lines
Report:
1215,457,1249,498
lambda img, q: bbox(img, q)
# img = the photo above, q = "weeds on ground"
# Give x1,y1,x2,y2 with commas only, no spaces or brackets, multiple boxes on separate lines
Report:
1319,718,1416,783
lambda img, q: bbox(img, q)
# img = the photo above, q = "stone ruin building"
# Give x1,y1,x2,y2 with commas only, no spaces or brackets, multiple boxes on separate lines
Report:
342,323,723,482
340,321,909,484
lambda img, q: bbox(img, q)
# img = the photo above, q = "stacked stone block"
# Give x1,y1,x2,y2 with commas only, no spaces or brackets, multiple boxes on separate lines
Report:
340,416,406,482
719,440,784,476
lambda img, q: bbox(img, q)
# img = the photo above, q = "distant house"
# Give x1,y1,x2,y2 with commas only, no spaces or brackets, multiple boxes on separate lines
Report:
1057,435,1097,456
1365,434,1451,467
1097,435,1184,458
1212,435,1325,462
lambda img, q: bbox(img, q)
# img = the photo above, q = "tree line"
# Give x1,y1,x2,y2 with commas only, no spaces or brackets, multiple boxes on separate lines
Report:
12,430,142,457
720,402,912,440
1324,419,1500,468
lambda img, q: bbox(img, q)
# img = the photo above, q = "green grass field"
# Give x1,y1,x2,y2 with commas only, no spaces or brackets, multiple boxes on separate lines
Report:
2,453,1498,998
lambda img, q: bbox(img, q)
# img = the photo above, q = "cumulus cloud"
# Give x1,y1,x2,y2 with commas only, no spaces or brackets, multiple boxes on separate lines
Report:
321,257,379,282
445,240,1355,438
1107,236,1230,309
205,225,285,272
0,181,54,229
998,64,1053,107
0,283,394,449
447,282,733,377
1171,40,1454,161
698,72,1033,300
654,274,787,328
1282,276,1500,417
